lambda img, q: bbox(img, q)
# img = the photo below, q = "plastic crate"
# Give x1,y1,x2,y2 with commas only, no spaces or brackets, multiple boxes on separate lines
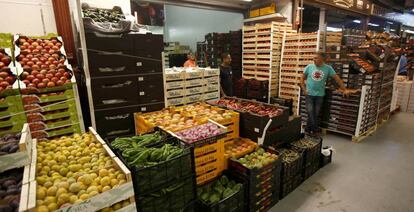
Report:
136,175,196,212
275,148,304,180
290,137,322,167
196,160,222,176
193,139,224,157
303,161,320,180
195,150,221,167
0,95,23,109
197,169,222,185
196,174,246,212
112,137,194,195
280,174,303,199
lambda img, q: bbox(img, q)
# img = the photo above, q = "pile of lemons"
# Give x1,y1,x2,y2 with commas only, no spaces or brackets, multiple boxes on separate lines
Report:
35,133,129,212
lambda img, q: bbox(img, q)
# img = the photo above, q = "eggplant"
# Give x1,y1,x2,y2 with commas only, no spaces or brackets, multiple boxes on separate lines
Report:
5,188,19,196
8,145,18,153
3,179,16,188
0,143,13,152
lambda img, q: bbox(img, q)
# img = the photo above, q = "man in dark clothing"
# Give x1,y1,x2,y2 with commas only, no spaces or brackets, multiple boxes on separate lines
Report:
220,53,233,97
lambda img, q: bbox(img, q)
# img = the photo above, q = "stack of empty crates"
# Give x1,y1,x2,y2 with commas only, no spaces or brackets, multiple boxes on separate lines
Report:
396,80,414,112
325,32,343,48
164,67,220,107
377,68,395,122
242,22,294,100
280,32,321,115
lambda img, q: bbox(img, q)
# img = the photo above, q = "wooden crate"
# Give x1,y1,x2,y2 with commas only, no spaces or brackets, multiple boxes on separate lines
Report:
21,128,135,212
0,124,32,172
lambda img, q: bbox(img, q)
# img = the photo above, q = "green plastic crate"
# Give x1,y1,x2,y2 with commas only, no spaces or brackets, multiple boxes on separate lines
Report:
0,114,27,128
0,104,24,118
45,116,79,129
0,95,23,109
39,89,74,103
0,122,24,136
46,124,81,137
42,107,77,121
41,99,76,112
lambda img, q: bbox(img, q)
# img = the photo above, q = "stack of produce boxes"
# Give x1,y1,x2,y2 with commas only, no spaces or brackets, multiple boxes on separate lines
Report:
229,147,282,211
85,20,165,138
21,129,136,211
164,67,220,107
109,130,195,211
134,103,240,184
280,32,321,115
1,48,27,135
291,138,322,180
274,147,304,199
13,35,83,140
174,122,227,185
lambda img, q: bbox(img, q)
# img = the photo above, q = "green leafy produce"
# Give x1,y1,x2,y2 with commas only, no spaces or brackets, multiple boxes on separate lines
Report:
111,131,163,151
197,176,243,205
83,7,125,23
236,148,278,169
112,133,184,168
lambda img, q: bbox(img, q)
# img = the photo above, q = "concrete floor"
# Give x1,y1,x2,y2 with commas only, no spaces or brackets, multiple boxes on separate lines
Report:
270,113,414,212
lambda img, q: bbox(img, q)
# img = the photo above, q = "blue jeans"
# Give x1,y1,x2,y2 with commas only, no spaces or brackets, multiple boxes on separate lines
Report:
306,95,324,133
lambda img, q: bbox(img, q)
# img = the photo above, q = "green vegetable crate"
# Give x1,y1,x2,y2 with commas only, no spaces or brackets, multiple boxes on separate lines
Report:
109,130,195,195
135,175,196,212
228,147,282,211
196,174,246,212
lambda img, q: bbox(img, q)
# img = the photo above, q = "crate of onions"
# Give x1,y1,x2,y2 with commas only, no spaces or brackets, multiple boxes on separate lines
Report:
173,121,227,148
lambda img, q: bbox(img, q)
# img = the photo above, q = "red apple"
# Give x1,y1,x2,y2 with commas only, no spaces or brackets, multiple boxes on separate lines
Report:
37,82,46,88
26,75,35,81
31,70,39,76
47,82,55,87
22,79,30,85
51,77,58,83
31,65,40,70
42,78,50,84
56,80,64,86
32,78,41,85
0,72,8,78
0,81,9,88
36,74,45,80
27,83,36,88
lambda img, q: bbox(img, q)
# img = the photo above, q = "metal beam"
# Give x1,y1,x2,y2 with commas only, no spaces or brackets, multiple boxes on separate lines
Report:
136,0,249,13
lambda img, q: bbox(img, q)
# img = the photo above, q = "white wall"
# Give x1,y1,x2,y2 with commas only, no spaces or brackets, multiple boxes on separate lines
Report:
164,5,243,51
0,0,57,36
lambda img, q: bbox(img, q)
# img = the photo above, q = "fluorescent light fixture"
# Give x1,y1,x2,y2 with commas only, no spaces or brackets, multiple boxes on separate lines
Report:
368,23,379,27
243,0,252,1
327,27,342,32
412,9,414,12
353,20,361,23
387,21,394,25
298,7,304,10
405,29,414,34
390,29,395,32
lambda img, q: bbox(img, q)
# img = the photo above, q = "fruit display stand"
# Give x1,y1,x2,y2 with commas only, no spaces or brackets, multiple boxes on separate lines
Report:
0,124,32,173
108,130,196,212
17,65,84,140
163,67,220,107
228,147,282,212
21,129,136,212
279,31,321,115
242,22,294,103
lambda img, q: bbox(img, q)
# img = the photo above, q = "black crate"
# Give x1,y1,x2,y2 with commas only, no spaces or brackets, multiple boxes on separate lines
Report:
248,188,279,212
303,161,320,180
112,136,195,195
276,148,304,180
94,105,138,138
85,32,134,53
196,174,246,212
136,102,165,113
280,175,303,199
290,137,322,167
242,107,289,135
264,116,302,147
137,73,165,104
320,148,333,168
136,174,196,212
270,97,293,116
91,75,139,109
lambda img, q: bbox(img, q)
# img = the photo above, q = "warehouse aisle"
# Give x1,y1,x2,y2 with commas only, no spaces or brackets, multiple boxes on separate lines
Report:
270,113,414,212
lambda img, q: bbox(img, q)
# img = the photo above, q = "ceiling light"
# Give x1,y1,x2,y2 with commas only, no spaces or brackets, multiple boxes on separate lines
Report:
353,20,361,23
412,9,414,12
390,29,395,32
368,23,379,27
405,30,414,34
387,21,393,25
243,0,252,1
298,7,304,10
